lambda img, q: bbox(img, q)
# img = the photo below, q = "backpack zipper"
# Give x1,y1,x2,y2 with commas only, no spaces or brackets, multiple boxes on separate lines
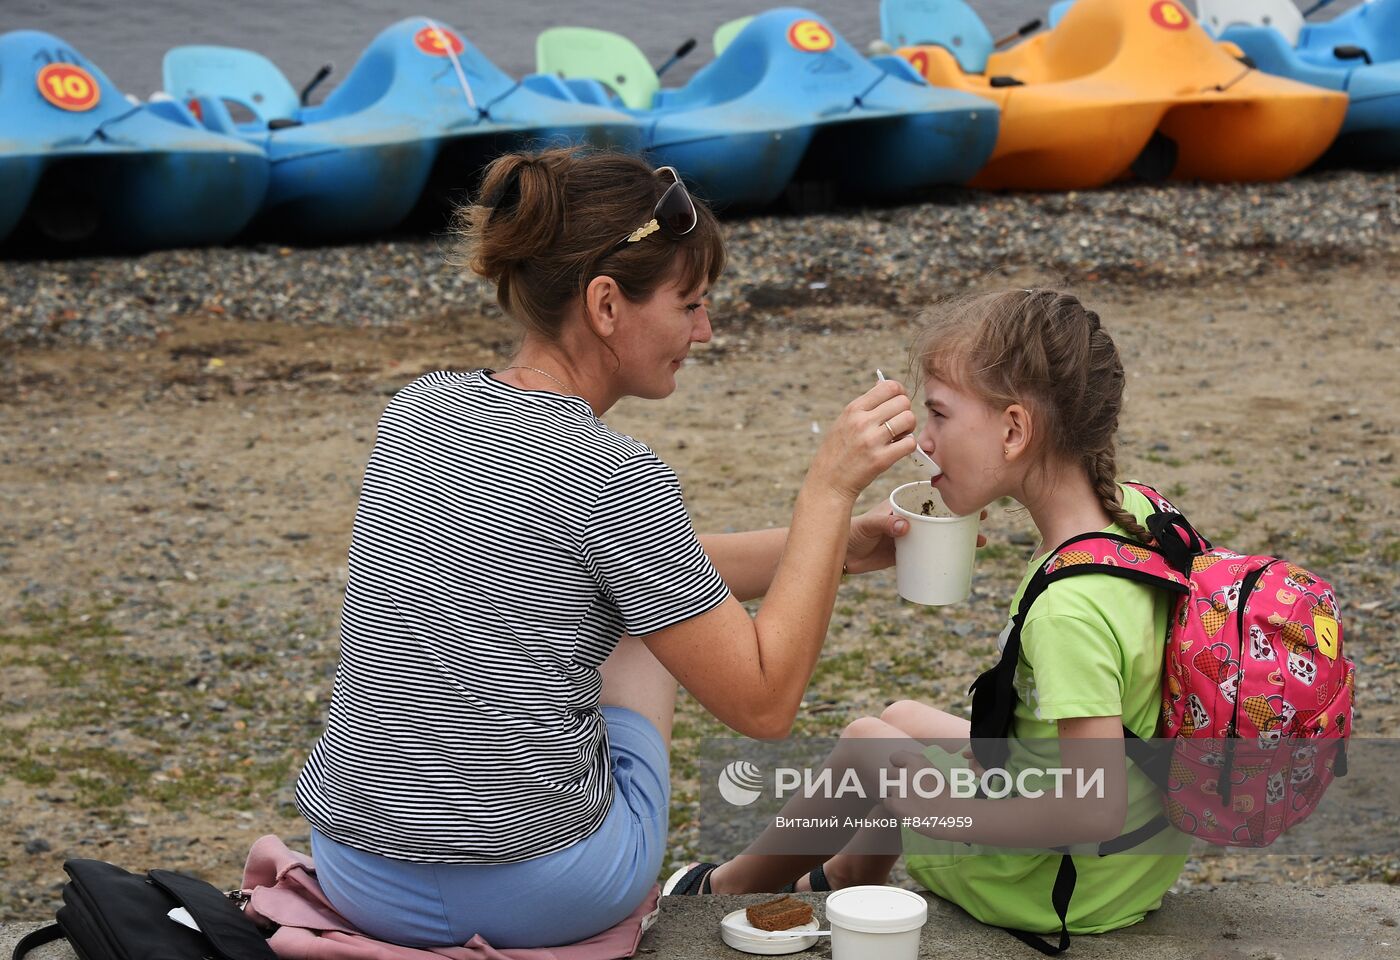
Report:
1219,560,1276,805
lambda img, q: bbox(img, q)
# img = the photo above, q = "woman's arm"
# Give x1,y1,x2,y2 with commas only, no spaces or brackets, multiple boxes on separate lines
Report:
642,381,915,739
699,505,911,602
698,529,787,603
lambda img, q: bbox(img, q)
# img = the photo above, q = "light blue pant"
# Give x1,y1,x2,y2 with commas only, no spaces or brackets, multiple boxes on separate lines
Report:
310,706,669,948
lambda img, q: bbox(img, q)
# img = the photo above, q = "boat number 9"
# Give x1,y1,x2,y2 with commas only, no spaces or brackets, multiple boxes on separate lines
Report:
36,63,101,111
788,19,835,52
414,26,465,56
1150,1,1191,30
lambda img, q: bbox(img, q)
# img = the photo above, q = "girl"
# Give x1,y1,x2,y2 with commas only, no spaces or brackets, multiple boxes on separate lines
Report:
291,148,923,949
669,289,1190,943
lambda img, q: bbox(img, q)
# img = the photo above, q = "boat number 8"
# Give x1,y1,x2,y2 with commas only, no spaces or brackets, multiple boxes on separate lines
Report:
36,63,100,111
787,19,835,53
1150,1,1191,30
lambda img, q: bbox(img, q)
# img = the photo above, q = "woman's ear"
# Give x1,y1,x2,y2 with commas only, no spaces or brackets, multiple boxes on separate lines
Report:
584,275,621,338
1003,402,1032,460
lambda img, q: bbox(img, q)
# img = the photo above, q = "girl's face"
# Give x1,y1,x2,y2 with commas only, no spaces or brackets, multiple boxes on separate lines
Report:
611,273,711,400
918,373,1012,517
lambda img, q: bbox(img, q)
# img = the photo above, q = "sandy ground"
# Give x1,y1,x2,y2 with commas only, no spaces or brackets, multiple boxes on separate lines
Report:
1,264,1397,917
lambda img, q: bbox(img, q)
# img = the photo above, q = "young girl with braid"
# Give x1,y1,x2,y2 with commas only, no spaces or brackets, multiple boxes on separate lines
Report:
668,289,1191,942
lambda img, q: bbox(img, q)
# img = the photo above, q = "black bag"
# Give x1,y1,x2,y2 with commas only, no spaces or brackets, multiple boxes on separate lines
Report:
12,859,277,960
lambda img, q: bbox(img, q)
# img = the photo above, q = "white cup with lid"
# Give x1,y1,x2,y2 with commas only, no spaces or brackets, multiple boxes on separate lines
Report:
824,885,928,960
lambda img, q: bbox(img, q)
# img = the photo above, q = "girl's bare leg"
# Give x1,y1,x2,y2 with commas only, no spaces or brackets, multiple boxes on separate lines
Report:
879,699,971,745
799,700,972,890
707,714,926,893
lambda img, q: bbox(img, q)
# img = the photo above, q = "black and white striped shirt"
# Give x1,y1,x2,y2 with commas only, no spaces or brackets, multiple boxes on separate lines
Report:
296,370,729,863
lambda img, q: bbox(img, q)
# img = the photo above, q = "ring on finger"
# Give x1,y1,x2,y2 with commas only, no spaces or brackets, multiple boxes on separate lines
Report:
882,420,897,442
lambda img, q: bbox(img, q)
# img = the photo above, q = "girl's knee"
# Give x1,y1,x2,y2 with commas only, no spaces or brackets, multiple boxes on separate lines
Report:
880,699,923,730
841,715,891,740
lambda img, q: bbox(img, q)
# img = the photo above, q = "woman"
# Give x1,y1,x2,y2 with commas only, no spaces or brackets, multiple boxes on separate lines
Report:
292,148,917,949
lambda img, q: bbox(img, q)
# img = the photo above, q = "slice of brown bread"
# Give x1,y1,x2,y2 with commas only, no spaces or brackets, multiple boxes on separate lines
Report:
745,895,814,931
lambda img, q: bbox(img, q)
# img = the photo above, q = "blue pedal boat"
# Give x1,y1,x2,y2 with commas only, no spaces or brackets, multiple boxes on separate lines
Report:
0,30,268,254
164,18,643,241
526,8,999,210
1211,0,1400,166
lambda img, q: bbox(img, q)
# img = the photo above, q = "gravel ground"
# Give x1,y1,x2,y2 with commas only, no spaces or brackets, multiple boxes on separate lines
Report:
2,172,1398,923
2,169,1397,349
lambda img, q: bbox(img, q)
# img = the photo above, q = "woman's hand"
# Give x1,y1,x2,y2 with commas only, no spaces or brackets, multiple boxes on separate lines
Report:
806,379,915,504
844,505,990,575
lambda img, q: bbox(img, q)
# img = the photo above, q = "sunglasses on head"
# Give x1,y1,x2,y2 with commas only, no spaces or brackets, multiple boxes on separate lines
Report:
614,166,698,247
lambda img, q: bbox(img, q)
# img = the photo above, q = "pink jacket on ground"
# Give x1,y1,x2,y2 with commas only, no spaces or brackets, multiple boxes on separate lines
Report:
240,835,659,960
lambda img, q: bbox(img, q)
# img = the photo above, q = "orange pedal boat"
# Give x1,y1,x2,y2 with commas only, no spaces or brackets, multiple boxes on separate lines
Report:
896,0,1348,189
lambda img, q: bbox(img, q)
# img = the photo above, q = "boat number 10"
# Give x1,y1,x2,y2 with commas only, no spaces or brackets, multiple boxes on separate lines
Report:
36,62,101,111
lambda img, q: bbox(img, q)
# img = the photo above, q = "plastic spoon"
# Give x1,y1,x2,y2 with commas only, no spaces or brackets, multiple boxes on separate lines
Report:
876,369,942,477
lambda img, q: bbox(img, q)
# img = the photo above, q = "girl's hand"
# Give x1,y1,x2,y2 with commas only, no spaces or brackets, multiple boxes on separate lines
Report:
844,506,990,575
806,380,914,504
881,749,947,826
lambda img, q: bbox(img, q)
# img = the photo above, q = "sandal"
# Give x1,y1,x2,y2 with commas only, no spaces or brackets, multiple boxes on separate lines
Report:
780,864,832,893
662,862,719,896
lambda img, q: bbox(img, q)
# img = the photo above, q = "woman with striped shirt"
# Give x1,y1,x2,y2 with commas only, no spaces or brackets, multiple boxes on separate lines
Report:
294,148,918,949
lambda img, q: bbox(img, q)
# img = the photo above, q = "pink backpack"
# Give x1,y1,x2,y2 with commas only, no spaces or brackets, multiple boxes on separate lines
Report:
1106,483,1352,845
967,482,1353,953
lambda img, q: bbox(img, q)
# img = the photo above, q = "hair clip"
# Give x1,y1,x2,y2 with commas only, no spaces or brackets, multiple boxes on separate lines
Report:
624,219,661,243
484,168,524,221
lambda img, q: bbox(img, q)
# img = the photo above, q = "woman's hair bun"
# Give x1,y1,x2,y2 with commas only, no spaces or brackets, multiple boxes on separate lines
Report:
460,154,566,285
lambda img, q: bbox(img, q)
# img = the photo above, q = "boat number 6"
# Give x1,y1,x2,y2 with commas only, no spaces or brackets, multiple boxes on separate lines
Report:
36,63,100,111
787,19,835,53
1150,1,1191,30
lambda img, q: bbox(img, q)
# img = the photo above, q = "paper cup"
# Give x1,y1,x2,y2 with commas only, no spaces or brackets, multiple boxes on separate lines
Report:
889,482,979,605
825,886,928,960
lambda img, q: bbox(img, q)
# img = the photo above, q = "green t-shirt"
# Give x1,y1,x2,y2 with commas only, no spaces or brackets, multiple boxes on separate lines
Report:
904,484,1191,935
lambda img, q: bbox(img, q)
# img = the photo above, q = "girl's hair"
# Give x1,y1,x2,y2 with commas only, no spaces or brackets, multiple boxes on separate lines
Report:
451,148,725,339
912,289,1152,544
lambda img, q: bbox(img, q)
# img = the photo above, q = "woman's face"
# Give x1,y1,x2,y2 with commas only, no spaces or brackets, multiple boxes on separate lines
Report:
917,373,1010,517
612,273,712,400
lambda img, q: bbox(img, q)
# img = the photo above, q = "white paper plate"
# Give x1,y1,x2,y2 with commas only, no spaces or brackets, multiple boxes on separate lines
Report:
719,908,820,955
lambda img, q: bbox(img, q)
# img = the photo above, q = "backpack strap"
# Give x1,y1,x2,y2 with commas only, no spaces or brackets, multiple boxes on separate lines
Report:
967,532,1189,954
1029,531,1192,599
1122,481,1213,576
11,924,65,960
970,533,1190,769
1002,852,1076,955
1000,812,1172,956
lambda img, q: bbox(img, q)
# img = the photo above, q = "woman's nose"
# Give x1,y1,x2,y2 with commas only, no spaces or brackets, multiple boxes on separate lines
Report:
692,308,712,343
